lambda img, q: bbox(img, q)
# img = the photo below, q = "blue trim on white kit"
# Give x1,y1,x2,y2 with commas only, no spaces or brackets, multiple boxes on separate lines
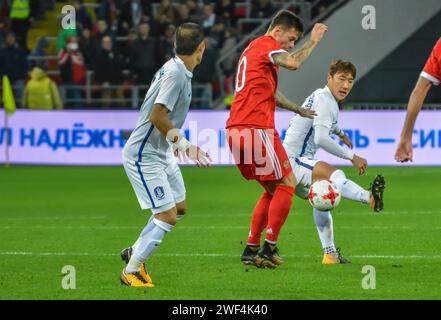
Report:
295,158,314,171
299,128,313,157
135,125,156,208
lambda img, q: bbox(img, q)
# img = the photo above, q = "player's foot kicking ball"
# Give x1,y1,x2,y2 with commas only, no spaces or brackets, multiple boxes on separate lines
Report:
120,268,154,287
254,241,284,268
370,174,385,212
241,245,260,266
120,247,153,284
322,248,350,265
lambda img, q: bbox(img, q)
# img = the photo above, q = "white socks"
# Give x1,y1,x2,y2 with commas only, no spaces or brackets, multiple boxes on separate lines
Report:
126,217,173,274
132,213,184,251
313,208,336,254
330,170,370,204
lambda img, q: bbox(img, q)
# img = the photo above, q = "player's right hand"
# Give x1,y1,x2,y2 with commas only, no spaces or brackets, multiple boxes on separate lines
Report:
310,23,328,43
351,155,367,175
186,145,212,168
394,138,413,163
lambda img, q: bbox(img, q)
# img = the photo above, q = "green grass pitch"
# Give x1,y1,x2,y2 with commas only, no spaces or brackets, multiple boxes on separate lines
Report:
0,165,441,300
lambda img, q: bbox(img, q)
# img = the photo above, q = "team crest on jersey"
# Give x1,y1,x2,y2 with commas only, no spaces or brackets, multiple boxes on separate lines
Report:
283,160,290,169
154,186,165,200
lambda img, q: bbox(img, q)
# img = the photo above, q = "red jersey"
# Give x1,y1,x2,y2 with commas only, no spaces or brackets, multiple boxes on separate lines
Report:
421,37,441,86
226,35,287,129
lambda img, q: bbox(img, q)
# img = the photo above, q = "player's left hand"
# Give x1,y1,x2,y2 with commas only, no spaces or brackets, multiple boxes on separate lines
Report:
298,108,316,119
340,134,353,149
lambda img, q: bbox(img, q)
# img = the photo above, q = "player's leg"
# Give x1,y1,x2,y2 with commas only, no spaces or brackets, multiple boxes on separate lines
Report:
121,164,187,276
312,162,385,211
254,172,296,268
120,159,176,287
253,129,296,268
121,205,177,287
241,189,272,265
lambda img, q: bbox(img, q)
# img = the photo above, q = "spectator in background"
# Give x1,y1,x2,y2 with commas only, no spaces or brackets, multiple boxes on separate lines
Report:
91,19,116,59
209,18,226,49
120,27,138,70
58,36,87,108
201,3,216,35
9,0,37,50
215,0,236,27
129,21,159,85
0,17,9,48
55,13,77,53
94,35,124,108
95,0,119,24
155,0,178,33
94,19,116,45
251,0,276,19
23,67,63,110
0,0,10,20
79,28,95,69
74,0,93,32
219,27,238,77
28,36,48,70
117,0,153,35
158,23,175,64
193,37,218,108
185,0,202,22
176,3,192,26
0,32,28,102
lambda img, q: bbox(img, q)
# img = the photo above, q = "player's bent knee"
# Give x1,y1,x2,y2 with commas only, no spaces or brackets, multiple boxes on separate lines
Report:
152,205,178,226
312,161,336,182
175,201,187,216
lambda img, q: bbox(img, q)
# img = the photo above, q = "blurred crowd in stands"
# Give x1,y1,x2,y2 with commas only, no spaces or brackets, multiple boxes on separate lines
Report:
0,0,336,109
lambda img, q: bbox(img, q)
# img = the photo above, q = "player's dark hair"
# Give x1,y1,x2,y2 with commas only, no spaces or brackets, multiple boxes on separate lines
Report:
268,9,303,33
329,60,357,79
175,22,204,55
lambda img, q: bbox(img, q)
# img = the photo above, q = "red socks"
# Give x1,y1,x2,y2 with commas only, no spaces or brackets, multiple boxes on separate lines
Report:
265,185,295,244
247,185,295,246
247,191,272,246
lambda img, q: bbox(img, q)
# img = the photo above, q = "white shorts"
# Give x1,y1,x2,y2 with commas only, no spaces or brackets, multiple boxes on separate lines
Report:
123,155,186,214
290,156,320,199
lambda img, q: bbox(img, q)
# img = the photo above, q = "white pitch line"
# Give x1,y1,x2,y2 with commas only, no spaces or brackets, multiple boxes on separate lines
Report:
0,251,440,259
0,225,439,231
3,216,107,221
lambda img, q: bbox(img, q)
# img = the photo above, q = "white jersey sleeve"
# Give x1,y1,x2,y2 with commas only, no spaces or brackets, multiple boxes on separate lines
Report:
313,95,334,129
154,70,184,112
314,125,354,160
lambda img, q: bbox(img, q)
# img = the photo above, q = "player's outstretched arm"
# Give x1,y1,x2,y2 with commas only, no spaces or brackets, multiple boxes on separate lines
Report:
149,104,212,167
395,76,432,163
273,23,328,70
314,125,367,175
275,90,316,118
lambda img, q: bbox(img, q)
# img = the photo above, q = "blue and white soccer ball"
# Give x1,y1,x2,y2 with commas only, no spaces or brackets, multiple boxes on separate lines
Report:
308,180,341,211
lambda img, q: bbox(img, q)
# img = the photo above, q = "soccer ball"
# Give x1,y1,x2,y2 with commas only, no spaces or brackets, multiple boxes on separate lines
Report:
308,180,341,211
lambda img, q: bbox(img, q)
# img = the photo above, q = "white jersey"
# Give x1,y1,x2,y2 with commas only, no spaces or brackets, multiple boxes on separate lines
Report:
123,56,193,163
283,86,340,159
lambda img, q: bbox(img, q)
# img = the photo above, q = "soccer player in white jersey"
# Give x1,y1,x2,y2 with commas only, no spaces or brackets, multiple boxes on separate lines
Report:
283,60,385,264
119,23,211,287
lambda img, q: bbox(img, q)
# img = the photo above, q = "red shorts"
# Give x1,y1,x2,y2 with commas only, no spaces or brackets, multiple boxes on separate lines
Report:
226,127,292,182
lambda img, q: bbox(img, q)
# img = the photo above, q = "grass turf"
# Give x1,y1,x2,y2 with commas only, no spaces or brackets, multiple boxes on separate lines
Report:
0,166,440,300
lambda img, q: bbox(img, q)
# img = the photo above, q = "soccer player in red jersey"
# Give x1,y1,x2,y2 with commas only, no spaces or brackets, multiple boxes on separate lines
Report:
226,9,328,268
395,36,441,162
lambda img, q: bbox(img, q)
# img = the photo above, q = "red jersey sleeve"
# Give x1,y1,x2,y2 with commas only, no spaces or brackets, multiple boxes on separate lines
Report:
421,37,441,86
259,36,288,65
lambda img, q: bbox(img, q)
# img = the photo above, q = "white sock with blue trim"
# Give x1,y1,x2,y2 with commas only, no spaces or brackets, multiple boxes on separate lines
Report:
330,170,370,204
126,218,173,274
